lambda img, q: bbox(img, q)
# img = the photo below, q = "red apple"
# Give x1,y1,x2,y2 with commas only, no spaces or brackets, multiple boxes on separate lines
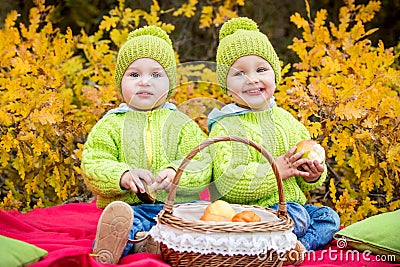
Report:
295,140,326,164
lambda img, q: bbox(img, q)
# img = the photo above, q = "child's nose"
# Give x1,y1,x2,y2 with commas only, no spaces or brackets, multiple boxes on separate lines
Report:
138,75,151,86
246,72,260,84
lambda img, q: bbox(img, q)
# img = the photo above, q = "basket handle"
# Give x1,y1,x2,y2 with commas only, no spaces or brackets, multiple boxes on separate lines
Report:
163,136,288,218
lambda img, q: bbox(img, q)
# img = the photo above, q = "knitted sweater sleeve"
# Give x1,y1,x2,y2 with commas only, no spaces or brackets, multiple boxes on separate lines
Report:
208,120,279,203
209,108,327,204
161,113,212,201
278,109,327,191
81,116,128,198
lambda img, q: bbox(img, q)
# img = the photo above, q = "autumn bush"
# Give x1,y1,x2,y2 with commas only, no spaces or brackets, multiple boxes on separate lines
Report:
0,6,81,210
0,0,399,226
276,0,400,225
0,0,239,211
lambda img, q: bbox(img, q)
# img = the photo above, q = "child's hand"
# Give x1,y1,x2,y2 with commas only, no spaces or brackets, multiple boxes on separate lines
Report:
120,169,154,194
154,168,176,191
275,146,310,180
298,160,325,182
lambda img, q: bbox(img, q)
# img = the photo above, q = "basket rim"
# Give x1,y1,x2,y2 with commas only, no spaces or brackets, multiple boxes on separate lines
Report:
157,203,294,233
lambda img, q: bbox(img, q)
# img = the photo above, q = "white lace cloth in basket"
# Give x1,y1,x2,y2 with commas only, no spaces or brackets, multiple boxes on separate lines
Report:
149,203,297,256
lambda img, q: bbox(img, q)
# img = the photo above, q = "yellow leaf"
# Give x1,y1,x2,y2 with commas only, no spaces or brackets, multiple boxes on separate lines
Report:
213,6,237,26
31,108,60,125
4,10,19,28
110,28,129,47
314,9,327,28
329,179,337,203
200,6,213,28
158,23,175,33
173,0,198,18
387,145,400,164
150,0,160,13
99,16,118,31
355,1,381,23
308,122,321,138
336,102,364,120
290,13,309,29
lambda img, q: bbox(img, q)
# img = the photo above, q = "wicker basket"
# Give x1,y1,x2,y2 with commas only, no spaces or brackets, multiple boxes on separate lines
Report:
151,136,296,267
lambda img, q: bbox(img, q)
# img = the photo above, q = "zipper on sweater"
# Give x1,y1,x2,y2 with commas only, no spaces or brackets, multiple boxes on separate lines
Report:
146,111,153,168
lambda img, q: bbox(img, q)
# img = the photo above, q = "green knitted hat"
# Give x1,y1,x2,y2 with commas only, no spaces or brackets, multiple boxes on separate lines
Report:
216,17,281,93
114,26,176,96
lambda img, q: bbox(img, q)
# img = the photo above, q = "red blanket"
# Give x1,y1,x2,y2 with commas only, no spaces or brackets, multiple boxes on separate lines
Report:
0,202,396,267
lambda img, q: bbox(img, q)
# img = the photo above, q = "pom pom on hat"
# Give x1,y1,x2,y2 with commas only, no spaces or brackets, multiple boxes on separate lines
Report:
216,17,281,93
127,26,172,46
219,17,259,41
114,26,176,96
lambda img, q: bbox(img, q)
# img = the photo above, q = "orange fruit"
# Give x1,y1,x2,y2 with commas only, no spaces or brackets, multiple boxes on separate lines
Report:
231,210,261,222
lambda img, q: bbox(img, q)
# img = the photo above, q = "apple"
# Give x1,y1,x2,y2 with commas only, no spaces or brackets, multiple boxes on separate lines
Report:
295,140,326,164
200,213,231,222
203,200,236,220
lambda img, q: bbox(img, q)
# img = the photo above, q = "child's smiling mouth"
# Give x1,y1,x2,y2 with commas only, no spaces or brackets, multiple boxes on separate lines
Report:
242,88,265,95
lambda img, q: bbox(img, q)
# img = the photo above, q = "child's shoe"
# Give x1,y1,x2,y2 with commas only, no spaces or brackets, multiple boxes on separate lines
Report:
92,201,133,264
132,231,161,254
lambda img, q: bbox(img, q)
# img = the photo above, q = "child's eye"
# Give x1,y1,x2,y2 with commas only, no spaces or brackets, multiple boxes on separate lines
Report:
129,72,140,78
234,71,245,77
151,72,162,78
257,68,267,73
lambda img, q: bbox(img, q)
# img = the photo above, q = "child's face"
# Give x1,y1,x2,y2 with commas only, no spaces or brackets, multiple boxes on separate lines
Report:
226,55,276,111
121,58,169,111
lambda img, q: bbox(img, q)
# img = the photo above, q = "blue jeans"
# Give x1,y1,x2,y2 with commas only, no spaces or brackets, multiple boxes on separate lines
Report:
271,202,340,251
121,203,164,257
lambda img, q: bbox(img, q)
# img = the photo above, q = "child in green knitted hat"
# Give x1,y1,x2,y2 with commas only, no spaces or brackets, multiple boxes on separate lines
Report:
81,25,211,264
208,17,340,258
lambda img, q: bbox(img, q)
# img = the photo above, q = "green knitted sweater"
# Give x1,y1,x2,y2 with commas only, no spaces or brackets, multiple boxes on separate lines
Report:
208,105,326,207
81,108,211,208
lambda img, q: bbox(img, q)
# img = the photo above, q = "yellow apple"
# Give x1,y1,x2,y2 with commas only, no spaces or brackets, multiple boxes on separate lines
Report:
204,200,236,220
200,213,231,222
295,140,326,164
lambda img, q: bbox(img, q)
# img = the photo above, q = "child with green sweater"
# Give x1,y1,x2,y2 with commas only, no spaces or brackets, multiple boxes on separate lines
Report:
208,17,340,254
81,26,211,264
